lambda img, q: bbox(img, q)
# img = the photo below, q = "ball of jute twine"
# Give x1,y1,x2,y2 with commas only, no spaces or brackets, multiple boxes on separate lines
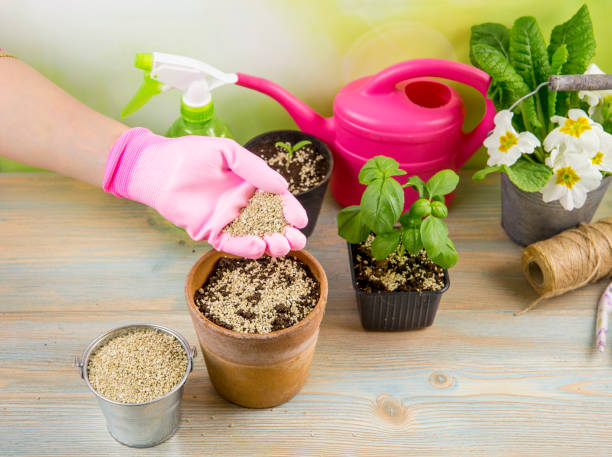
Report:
518,217,612,316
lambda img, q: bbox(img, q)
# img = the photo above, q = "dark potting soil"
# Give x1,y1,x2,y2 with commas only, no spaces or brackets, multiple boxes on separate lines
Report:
353,236,445,293
250,137,328,195
194,256,320,334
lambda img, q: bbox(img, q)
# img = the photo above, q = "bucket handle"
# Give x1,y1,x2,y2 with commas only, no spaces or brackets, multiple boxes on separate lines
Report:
364,58,496,168
74,356,85,380
189,345,197,372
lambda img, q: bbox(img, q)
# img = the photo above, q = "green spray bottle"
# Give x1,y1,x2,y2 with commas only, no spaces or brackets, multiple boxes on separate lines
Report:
121,52,235,138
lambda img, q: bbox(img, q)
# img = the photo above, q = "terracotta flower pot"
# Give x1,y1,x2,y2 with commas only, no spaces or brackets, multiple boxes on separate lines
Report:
185,249,328,408
501,173,612,246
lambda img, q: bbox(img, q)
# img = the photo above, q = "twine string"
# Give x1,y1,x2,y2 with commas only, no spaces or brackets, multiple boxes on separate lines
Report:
518,218,612,315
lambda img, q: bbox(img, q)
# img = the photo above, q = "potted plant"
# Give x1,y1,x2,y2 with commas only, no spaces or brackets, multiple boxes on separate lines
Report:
185,249,328,408
337,156,458,331
244,130,333,237
470,4,612,246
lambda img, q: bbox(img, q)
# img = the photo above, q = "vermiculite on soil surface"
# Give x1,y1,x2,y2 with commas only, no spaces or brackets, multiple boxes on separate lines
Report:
353,235,445,293
87,328,187,404
253,140,327,194
223,191,288,237
194,256,320,334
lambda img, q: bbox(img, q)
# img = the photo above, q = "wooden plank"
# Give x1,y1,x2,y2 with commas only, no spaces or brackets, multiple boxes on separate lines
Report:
1,172,612,456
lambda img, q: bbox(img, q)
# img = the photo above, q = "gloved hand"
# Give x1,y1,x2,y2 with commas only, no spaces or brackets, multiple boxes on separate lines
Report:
103,128,307,258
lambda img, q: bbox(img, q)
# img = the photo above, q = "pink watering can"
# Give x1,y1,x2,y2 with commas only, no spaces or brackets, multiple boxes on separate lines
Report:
210,58,495,208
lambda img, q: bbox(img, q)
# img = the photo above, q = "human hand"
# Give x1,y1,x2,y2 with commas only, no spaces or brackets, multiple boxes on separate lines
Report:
103,128,307,258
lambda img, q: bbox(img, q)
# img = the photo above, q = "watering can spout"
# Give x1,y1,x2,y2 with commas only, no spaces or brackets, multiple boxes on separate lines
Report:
236,73,336,144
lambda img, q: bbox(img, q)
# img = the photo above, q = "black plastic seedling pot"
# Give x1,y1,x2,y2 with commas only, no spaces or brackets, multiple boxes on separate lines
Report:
244,130,333,238
347,243,449,331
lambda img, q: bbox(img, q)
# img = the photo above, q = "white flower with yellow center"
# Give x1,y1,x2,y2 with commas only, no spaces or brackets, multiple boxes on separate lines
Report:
544,109,602,156
541,150,602,211
483,110,540,166
547,129,612,174
589,130,612,173
578,63,612,117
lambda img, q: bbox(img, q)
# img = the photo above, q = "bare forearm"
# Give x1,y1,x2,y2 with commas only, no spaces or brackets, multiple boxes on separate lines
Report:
0,58,128,186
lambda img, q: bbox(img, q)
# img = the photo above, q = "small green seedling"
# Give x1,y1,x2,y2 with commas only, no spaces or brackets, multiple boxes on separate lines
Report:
275,140,312,169
336,155,459,269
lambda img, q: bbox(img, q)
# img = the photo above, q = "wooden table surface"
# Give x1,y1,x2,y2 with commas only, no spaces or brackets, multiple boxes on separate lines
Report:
2,171,612,457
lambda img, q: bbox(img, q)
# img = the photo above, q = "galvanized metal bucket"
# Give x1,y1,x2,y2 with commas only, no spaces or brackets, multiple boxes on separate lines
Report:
75,324,196,448
501,173,612,246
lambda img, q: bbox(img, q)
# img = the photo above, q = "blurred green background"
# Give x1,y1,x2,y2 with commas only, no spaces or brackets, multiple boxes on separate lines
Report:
2,0,610,171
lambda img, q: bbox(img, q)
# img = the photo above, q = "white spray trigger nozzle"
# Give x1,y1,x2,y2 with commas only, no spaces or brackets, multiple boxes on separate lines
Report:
149,52,238,108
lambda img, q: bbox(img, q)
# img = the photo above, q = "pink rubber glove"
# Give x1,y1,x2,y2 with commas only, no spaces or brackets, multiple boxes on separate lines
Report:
103,128,307,258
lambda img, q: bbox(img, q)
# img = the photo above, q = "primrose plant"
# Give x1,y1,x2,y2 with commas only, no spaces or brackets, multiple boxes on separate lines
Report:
470,5,612,211
337,156,459,269
275,140,312,169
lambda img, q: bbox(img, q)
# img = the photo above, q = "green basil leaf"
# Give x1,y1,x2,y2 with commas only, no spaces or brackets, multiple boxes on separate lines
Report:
409,198,432,219
430,237,458,269
371,231,401,260
473,165,503,180
399,212,421,229
471,43,541,128
506,157,552,192
431,201,448,219
360,177,404,234
292,140,312,152
426,169,460,198
275,141,291,153
470,23,510,62
403,176,426,198
358,156,406,185
548,44,569,119
401,227,423,256
336,205,370,244
420,216,448,259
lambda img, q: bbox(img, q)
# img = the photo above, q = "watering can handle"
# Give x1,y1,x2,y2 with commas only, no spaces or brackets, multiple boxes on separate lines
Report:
364,58,496,168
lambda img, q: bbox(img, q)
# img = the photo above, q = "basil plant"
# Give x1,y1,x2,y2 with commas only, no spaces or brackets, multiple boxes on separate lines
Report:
336,156,459,269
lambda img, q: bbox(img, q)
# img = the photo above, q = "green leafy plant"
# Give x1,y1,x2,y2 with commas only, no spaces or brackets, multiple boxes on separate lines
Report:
336,156,459,269
275,140,312,169
470,4,596,192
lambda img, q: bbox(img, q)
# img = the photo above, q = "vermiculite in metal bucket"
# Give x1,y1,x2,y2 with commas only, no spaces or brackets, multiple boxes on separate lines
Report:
75,324,196,447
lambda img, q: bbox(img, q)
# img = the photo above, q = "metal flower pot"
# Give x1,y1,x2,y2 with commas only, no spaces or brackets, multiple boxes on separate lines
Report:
501,173,612,246
75,324,196,448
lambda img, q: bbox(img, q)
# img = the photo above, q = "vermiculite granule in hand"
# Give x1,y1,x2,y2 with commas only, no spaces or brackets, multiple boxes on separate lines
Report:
87,328,187,404
224,191,288,237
